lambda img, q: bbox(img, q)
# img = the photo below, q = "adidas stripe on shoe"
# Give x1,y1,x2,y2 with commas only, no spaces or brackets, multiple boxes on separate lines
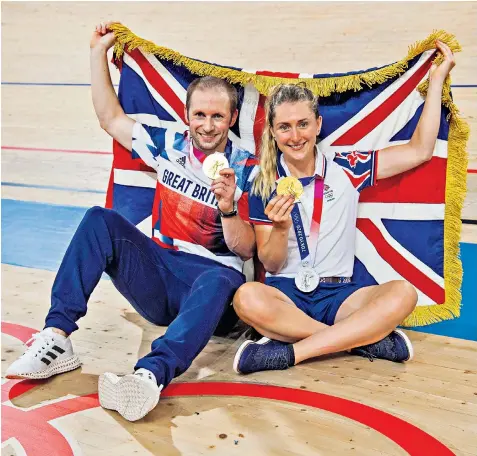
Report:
5,327,81,380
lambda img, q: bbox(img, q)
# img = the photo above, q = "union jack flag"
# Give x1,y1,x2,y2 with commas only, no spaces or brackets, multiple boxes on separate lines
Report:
106,33,461,325
318,50,449,313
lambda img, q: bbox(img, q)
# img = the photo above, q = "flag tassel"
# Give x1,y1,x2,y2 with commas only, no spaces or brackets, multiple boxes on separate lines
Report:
110,24,461,97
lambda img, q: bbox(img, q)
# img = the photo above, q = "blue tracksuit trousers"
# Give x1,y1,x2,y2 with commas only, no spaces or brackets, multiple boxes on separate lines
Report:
45,206,245,387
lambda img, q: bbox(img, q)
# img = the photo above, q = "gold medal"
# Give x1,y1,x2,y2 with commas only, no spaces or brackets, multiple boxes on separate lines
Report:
276,176,304,202
203,152,229,179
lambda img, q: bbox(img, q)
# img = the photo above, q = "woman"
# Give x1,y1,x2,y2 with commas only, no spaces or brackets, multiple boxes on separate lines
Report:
233,40,455,374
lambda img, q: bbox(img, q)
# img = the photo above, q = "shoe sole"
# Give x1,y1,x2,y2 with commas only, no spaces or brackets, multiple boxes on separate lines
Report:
5,355,82,380
233,336,270,374
394,329,414,361
98,373,160,422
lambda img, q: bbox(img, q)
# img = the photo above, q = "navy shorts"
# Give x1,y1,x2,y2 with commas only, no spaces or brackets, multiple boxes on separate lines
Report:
265,277,364,325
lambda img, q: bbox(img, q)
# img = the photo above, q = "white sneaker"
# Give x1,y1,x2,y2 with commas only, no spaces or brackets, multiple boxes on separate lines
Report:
5,327,81,380
98,368,163,422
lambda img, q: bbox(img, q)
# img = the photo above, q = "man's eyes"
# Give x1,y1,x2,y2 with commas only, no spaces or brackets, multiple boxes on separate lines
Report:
194,113,223,119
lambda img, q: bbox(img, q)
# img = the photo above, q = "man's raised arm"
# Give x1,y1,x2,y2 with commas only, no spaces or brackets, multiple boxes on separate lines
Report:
90,21,134,151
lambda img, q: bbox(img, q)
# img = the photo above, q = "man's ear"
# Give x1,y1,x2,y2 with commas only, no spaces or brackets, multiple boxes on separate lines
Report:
229,109,239,128
184,106,190,125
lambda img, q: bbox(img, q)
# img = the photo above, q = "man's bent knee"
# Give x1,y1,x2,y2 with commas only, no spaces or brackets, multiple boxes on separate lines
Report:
84,205,108,220
84,206,126,224
82,206,115,228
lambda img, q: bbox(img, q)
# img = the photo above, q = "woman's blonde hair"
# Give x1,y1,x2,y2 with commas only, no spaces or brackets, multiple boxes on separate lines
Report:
252,84,320,200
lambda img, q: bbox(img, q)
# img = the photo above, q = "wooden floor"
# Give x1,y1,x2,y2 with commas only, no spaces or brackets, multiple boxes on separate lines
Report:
2,3,477,456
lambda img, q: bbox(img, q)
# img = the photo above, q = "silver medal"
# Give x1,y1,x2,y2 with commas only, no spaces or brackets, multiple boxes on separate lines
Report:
295,267,320,293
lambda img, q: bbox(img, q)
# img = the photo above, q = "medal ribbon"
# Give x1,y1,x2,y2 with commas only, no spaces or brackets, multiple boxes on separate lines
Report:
277,154,325,266
189,138,233,171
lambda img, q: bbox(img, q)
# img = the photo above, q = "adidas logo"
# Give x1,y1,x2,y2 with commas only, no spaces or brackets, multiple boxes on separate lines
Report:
176,156,186,168
41,345,65,366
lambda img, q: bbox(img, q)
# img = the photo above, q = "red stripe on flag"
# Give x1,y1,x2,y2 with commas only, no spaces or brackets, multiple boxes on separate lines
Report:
256,70,300,78
112,140,155,172
253,94,266,155
127,48,187,123
356,218,445,304
360,156,446,204
105,168,114,208
107,140,155,209
332,52,436,146
237,191,250,222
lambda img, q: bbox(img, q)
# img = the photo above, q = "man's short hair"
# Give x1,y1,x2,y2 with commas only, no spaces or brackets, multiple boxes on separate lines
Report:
185,76,238,118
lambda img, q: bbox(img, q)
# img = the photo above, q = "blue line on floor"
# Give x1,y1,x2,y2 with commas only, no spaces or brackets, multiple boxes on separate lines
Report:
2,182,106,194
1,198,476,341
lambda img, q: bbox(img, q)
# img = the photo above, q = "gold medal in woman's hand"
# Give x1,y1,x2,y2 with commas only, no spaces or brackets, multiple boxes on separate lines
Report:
276,176,304,202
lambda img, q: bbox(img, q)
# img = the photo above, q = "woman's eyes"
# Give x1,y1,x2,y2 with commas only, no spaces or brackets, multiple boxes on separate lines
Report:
278,122,308,130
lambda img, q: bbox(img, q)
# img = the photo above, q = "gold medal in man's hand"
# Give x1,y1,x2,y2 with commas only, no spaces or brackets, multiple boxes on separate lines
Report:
203,152,229,179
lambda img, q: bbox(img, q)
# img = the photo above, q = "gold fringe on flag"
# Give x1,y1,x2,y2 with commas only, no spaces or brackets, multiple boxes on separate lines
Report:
403,79,469,327
109,23,469,327
110,23,461,96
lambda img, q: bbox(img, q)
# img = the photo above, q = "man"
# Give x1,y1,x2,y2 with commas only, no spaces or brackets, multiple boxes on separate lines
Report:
6,22,257,422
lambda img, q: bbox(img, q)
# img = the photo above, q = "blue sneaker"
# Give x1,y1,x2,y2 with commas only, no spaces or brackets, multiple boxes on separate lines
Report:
233,337,295,374
350,329,414,363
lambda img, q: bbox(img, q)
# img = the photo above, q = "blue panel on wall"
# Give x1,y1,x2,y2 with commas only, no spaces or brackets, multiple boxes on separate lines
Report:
2,198,476,341
408,243,477,341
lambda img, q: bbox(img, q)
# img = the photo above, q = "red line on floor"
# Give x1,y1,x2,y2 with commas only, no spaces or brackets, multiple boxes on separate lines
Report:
1,146,112,155
2,322,38,343
468,169,477,174
2,322,454,456
163,382,454,455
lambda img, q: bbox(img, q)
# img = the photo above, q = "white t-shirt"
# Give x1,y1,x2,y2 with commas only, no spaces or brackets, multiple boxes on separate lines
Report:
249,149,378,279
